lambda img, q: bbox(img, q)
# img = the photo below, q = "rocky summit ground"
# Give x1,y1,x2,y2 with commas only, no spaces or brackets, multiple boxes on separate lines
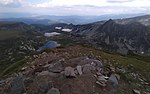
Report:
0,45,149,94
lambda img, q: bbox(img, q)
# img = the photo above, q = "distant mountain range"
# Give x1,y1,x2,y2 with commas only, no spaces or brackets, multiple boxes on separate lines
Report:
0,13,148,25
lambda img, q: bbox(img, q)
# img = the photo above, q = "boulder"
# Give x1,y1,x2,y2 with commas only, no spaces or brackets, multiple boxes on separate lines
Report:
93,60,103,68
8,75,25,94
64,66,76,77
77,65,83,75
108,74,119,86
82,64,96,74
36,81,52,94
133,89,140,94
48,61,64,73
47,88,60,94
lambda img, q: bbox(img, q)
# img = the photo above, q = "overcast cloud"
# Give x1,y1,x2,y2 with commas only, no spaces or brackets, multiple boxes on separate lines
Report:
0,0,149,15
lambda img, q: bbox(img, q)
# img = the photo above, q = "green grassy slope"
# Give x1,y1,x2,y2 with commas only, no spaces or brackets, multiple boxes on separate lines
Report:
0,31,21,40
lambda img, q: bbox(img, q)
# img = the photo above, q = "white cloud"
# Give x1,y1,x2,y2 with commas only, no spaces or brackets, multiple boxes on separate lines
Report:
120,0,150,7
0,0,150,15
106,0,135,3
0,0,23,5
34,0,108,8
33,0,150,8
1,0,150,8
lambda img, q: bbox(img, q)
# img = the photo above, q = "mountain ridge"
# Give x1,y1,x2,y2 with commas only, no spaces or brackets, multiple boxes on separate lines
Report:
71,15,150,55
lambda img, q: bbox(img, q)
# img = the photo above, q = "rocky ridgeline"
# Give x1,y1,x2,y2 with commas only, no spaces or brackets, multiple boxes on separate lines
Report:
0,52,142,94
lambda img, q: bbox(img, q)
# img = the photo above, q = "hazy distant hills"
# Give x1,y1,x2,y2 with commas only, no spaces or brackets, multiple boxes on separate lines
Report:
0,22,32,31
0,18,61,25
0,13,147,25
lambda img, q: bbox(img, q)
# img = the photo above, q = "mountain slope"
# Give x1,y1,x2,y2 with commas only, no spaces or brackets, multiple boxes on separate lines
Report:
0,22,47,73
0,45,150,94
116,15,150,26
71,15,150,55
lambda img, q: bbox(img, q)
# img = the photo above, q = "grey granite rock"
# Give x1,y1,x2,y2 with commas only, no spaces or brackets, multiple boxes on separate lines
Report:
36,81,53,94
83,64,96,74
77,65,83,75
48,61,64,73
64,66,76,77
108,74,119,86
133,89,141,94
47,88,60,94
8,75,25,94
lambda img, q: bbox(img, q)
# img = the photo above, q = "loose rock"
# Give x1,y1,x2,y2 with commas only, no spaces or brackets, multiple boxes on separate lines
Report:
83,64,96,74
48,61,64,73
97,75,107,83
36,81,53,94
7,75,25,94
93,60,103,68
64,66,76,77
115,74,120,80
133,89,140,94
108,74,119,86
77,65,83,75
37,71,58,77
96,81,106,87
47,88,60,94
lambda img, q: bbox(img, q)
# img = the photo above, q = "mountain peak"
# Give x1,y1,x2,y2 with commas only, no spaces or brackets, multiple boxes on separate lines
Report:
107,19,115,23
102,19,116,27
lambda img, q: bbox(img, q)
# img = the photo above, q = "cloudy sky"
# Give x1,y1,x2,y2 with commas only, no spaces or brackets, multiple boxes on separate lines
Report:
0,0,150,16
